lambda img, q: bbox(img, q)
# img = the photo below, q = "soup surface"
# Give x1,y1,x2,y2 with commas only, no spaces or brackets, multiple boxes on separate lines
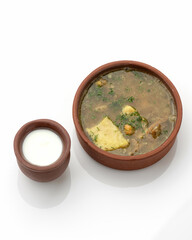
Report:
80,68,177,156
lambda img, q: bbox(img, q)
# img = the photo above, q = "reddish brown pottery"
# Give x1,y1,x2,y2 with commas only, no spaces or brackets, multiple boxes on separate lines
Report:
73,61,182,170
14,119,71,181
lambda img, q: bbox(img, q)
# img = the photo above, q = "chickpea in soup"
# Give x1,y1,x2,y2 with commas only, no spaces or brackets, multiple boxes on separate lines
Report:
80,68,177,156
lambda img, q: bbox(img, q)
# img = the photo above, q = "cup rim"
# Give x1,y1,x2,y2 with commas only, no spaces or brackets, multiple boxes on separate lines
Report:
14,119,71,172
73,60,182,162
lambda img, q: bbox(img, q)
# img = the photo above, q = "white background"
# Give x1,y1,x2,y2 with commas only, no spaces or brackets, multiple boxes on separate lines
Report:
0,0,191,239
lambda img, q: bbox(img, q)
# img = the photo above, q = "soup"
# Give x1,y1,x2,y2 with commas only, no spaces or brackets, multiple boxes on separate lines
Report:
80,68,177,156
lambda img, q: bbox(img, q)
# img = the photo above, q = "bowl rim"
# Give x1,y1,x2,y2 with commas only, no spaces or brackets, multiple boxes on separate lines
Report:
14,119,71,172
73,60,182,162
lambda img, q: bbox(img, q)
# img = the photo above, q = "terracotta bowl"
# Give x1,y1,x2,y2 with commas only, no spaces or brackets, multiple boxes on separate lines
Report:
73,61,182,170
14,119,71,181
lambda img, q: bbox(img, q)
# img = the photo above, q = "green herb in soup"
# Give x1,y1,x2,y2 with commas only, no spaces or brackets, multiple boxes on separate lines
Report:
80,69,177,156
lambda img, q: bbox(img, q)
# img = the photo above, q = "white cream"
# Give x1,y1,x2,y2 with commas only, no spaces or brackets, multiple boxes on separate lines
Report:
22,129,63,166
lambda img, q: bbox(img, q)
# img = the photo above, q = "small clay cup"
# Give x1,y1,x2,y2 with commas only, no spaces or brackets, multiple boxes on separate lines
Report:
73,61,182,170
14,119,71,181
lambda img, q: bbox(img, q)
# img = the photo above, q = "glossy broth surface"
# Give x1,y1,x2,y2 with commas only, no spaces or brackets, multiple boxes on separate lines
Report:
80,68,177,156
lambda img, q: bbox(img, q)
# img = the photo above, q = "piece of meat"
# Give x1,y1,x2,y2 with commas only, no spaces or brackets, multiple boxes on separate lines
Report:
149,124,161,139
146,118,166,134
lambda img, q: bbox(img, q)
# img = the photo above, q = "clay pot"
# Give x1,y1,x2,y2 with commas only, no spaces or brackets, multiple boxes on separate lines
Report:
73,61,182,170
14,119,71,181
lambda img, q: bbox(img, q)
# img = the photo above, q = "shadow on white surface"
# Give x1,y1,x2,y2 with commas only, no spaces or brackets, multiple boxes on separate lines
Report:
73,131,177,187
17,168,71,208
153,196,192,240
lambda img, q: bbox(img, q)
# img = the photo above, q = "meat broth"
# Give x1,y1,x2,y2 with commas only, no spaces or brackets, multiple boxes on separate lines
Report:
80,68,177,156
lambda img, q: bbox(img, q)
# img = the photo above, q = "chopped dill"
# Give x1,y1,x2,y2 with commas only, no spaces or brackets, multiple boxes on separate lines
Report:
128,96,134,102
94,134,98,142
108,88,115,95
